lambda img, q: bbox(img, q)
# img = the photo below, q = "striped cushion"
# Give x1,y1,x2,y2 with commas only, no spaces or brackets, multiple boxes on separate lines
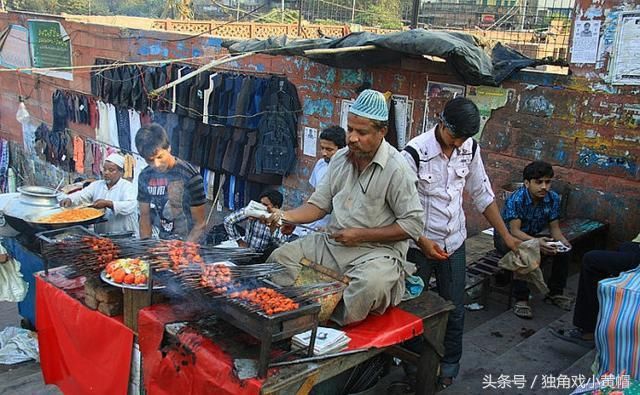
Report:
596,267,640,380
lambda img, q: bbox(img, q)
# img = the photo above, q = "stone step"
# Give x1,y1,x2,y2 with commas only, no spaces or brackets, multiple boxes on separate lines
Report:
442,310,590,394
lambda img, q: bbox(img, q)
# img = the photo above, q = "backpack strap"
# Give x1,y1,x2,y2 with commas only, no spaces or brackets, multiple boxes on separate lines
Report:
472,139,478,161
403,145,421,171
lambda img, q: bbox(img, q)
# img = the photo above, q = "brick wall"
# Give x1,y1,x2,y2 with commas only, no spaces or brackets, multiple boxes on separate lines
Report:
0,9,637,245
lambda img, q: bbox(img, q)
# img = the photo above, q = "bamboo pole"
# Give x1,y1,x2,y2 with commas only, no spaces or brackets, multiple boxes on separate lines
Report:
303,45,377,55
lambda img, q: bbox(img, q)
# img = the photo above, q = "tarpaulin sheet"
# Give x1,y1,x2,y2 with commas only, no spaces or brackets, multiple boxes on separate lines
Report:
35,275,134,395
344,306,423,350
138,304,264,395
224,30,544,86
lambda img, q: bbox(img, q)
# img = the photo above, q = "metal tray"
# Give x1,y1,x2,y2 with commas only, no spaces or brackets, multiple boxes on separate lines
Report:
100,270,165,290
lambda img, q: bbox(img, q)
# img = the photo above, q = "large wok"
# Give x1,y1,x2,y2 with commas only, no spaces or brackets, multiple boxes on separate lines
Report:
22,206,106,231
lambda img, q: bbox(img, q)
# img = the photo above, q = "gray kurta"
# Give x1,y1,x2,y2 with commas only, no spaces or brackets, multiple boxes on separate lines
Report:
269,140,424,325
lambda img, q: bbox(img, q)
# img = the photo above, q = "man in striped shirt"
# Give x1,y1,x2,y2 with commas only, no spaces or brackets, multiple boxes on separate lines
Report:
136,124,207,242
224,190,290,253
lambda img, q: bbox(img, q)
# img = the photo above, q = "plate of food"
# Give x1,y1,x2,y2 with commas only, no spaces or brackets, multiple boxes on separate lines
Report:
100,258,164,289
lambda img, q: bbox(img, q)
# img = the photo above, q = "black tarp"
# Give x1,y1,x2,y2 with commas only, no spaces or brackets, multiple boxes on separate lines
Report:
224,29,547,86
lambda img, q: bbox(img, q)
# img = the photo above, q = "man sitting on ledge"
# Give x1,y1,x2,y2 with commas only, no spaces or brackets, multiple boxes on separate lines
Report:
265,89,425,325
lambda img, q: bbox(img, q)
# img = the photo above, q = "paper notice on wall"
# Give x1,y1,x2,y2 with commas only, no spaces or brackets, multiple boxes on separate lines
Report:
391,95,414,150
303,127,318,157
465,86,512,139
608,11,640,85
340,99,354,132
571,20,601,64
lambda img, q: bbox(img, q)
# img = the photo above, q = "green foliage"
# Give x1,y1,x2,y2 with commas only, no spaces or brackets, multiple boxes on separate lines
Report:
355,0,402,29
254,8,300,24
6,0,164,16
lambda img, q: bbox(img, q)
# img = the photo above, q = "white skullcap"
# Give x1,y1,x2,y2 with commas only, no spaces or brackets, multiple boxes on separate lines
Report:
104,153,125,169
349,89,389,121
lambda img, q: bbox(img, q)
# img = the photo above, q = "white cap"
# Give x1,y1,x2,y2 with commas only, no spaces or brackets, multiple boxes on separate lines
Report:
349,89,389,121
105,153,125,169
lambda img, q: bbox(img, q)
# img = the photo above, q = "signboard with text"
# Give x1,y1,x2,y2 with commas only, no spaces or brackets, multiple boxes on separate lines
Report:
27,19,73,80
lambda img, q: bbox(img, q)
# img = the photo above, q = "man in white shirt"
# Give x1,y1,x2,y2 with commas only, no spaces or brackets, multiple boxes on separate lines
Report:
295,125,346,236
61,153,139,237
401,97,520,387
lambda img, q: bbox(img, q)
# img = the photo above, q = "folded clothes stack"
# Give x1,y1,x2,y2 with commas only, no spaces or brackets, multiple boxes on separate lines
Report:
292,327,351,356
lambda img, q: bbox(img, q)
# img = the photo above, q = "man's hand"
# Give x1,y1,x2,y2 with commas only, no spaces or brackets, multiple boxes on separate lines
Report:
0,254,8,264
60,198,72,208
330,228,363,246
263,208,285,232
237,240,248,248
503,234,522,254
280,223,296,235
91,199,113,210
418,236,448,260
539,237,557,255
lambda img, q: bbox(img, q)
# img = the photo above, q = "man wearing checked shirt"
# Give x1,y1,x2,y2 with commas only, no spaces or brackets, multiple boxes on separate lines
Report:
402,97,520,388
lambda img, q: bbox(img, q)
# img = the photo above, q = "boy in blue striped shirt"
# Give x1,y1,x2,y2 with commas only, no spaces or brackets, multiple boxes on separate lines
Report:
496,161,572,319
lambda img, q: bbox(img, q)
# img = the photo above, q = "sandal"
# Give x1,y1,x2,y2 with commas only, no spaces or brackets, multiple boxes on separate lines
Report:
544,294,573,311
550,327,595,348
513,302,533,319
437,376,453,391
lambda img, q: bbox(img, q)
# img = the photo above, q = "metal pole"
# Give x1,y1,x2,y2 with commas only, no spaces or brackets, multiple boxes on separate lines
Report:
520,0,527,30
297,0,303,36
237,0,241,22
411,0,420,29
281,0,285,23
351,0,356,23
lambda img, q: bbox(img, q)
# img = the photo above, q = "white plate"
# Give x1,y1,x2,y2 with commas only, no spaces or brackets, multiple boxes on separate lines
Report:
100,270,165,290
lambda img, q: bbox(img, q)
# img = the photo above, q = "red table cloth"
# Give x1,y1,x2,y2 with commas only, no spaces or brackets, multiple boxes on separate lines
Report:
138,304,422,395
36,273,134,395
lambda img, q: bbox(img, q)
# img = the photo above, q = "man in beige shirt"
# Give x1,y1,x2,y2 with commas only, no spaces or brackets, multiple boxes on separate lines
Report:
266,90,425,325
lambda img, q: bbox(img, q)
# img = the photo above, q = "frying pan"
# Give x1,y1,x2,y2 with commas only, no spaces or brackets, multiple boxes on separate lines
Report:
23,206,106,230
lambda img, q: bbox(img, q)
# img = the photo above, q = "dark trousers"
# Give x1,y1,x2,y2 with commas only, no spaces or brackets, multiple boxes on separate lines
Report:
513,251,571,301
407,243,466,378
573,242,640,333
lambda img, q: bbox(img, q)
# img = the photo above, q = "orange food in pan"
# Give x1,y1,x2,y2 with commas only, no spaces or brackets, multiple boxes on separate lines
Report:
36,207,103,223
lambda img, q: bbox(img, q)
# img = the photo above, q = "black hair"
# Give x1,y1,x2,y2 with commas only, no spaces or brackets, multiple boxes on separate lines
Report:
259,190,283,208
523,161,554,181
320,125,346,148
135,123,170,159
442,97,480,138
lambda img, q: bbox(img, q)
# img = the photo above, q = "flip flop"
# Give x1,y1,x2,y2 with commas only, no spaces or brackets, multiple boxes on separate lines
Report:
513,302,533,319
544,294,573,311
550,328,595,348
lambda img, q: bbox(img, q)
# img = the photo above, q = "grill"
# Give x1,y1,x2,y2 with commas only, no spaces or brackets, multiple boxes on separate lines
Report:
41,232,344,377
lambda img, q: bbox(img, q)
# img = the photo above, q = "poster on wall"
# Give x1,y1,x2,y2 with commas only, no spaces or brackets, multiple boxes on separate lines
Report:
426,82,465,99
27,19,73,81
0,25,32,71
340,99,354,132
608,11,640,85
303,127,318,157
465,85,512,140
570,20,601,64
391,95,414,150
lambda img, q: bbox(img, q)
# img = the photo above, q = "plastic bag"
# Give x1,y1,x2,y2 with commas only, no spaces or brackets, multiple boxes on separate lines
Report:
0,326,39,364
402,274,425,301
0,244,29,302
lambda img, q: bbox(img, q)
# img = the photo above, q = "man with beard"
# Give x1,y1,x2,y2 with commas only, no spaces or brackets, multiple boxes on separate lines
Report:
265,89,425,325
61,153,139,237
135,124,207,242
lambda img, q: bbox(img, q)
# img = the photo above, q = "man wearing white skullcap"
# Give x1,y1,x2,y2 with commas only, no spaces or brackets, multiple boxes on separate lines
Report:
61,152,139,237
264,89,425,325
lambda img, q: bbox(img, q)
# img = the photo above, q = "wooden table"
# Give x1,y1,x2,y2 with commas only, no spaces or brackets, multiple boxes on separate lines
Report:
261,291,454,395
